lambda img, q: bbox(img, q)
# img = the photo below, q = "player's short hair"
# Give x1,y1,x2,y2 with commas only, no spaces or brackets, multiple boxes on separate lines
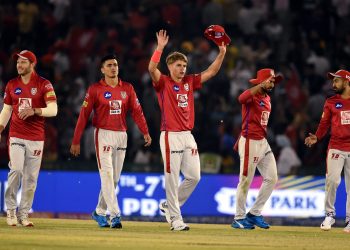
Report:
166,52,187,65
100,54,118,67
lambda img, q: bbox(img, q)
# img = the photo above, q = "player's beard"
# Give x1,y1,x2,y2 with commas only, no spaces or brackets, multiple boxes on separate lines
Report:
18,66,31,77
334,86,345,94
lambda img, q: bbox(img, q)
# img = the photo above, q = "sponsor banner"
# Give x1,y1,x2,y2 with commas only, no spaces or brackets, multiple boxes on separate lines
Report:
0,171,346,217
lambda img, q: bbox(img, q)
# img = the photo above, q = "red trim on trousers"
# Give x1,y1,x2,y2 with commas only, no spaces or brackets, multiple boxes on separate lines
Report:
95,128,102,169
243,138,250,177
165,132,171,173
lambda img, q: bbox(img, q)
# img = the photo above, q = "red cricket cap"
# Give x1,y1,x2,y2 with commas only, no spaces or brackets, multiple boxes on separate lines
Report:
327,69,350,81
204,25,231,46
13,50,37,64
249,68,283,85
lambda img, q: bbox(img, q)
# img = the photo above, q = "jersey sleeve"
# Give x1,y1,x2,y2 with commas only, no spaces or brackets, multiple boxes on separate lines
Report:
3,82,12,105
315,101,331,140
152,74,165,92
193,74,202,90
72,86,94,144
238,89,253,104
42,81,57,102
129,85,149,135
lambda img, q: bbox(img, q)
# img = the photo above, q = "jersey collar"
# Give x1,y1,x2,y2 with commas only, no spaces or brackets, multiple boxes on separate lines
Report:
100,78,122,87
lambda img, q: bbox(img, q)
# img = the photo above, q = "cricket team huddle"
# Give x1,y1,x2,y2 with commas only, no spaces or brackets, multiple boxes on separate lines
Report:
1,25,350,232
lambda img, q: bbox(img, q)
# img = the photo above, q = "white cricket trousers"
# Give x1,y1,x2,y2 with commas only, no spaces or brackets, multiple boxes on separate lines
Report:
325,149,350,219
5,137,44,219
160,131,200,222
235,136,278,220
94,128,127,219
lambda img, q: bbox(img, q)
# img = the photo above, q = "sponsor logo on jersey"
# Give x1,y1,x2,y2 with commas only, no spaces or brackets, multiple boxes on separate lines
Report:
104,92,112,99
184,83,189,91
171,150,184,154
341,110,350,125
261,111,270,126
259,100,265,107
18,98,32,112
14,88,22,95
109,100,121,114
46,91,56,98
31,88,37,95
177,94,188,107
45,83,53,90
121,91,127,99
335,103,343,109
173,85,180,92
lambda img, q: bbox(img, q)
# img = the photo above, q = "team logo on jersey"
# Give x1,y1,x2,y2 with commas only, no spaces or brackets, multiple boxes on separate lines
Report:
335,103,343,109
14,88,22,95
173,85,180,92
261,111,270,126
104,91,112,99
341,110,350,125
109,100,121,114
31,88,37,95
259,100,265,107
120,91,127,99
177,94,188,107
184,83,189,91
18,98,32,112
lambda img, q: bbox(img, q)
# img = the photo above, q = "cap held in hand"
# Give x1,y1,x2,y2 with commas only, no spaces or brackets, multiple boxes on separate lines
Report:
204,25,231,46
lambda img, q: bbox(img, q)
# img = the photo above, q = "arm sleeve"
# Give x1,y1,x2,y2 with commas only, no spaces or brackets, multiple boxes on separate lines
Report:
152,74,165,92
42,81,57,103
39,102,58,117
72,87,94,144
315,102,331,140
129,86,149,135
0,104,13,128
238,89,253,104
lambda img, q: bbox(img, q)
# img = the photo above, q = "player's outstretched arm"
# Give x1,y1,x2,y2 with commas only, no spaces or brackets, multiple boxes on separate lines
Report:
305,133,318,147
200,42,227,83
148,30,168,84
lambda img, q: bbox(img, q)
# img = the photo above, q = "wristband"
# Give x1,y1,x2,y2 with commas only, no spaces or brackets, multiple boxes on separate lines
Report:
151,50,162,63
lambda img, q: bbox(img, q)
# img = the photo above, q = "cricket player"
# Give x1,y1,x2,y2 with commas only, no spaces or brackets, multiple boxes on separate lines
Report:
232,68,282,230
70,54,151,229
305,69,350,233
0,50,58,226
148,29,227,231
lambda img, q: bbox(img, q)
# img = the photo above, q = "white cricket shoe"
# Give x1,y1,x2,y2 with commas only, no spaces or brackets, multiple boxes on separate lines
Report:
18,216,34,227
6,210,17,226
171,220,189,231
320,213,335,231
344,221,350,233
159,201,171,224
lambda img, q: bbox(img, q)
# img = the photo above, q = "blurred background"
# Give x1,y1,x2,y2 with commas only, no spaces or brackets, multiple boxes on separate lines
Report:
0,0,349,222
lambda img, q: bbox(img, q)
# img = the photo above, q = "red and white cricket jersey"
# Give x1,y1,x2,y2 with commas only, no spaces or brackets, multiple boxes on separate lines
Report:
153,74,201,131
72,79,148,144
3,72,57,141
238,90,271,140
315,94,350,151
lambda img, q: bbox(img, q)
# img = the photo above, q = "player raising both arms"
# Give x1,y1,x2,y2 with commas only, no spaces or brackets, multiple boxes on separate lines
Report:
149,28,228,231
305,69,350,233
0,50,58,227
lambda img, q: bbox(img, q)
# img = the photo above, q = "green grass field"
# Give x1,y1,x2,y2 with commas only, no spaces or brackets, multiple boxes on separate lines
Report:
1,218,350,250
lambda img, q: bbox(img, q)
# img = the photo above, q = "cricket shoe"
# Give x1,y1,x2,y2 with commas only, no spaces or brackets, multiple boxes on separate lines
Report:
246,212,270,229
17,216,34,227
231,219,255,229
110,216,122,229
92,211,110,227
6,210,17,226
320,212,335,231
159,201,171,223
344,221,350,233
171,220,189,231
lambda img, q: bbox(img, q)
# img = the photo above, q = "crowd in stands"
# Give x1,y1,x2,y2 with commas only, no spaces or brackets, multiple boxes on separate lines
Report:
1,0,350,175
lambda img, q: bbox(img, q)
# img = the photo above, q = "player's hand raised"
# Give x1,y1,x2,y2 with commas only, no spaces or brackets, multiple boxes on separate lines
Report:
156,30,169,50
305,133,317,147
218,42,227,54
70,144,81,157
